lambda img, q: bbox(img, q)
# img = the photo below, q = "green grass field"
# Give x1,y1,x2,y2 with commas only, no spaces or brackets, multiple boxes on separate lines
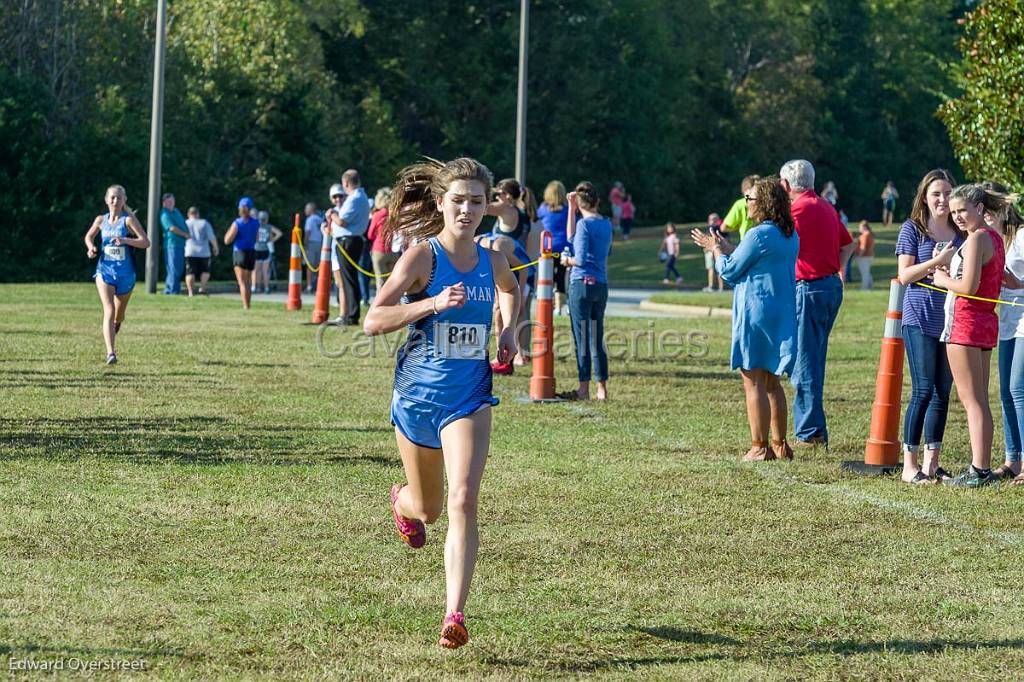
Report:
612,221,899,295
2,245,1024,678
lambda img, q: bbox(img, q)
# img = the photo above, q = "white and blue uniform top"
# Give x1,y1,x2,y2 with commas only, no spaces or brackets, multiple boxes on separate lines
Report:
94,212,136,293
393,237,498,409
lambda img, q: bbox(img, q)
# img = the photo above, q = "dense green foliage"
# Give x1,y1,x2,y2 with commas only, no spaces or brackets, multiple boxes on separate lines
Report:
1,0,968,282
942,0,1024,188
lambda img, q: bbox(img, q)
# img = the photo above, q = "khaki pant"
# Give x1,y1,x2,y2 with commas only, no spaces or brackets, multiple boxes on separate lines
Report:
371,251,399,293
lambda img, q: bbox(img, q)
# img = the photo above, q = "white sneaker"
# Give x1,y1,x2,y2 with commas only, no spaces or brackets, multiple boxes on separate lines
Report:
702,287,713,292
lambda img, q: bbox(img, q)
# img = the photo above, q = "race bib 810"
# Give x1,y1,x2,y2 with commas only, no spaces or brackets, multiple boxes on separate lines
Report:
433,322,487,360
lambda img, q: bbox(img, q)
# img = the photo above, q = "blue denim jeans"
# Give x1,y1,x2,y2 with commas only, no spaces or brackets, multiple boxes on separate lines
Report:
901,324,952,452
792,275,843,442
164,239,185,294
998,337,1024,462
568,280,609,382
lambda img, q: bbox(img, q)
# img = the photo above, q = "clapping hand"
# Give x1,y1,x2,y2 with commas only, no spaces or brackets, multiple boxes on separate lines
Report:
691,228,717,251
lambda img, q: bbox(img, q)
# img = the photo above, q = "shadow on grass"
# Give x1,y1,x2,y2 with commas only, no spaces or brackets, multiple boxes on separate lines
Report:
0,642,185,659
611,368,733,381
632,625,740,645
0,416,394,466
554,629,1024,672
204,359,291,369
0,368,227,390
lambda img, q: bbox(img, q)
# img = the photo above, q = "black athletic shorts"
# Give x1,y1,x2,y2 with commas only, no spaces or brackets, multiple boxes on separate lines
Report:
185,256,209,276
254,249,271,262
233,249,256,271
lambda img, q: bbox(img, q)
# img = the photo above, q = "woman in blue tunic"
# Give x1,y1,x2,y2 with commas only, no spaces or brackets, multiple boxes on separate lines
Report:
692,177,799,461
83,185,151,365
363,158,520,650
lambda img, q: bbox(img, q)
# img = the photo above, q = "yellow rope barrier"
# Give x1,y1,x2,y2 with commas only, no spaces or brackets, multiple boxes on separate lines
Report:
295,231,320,271
913,280,1024,307
332,241,542,279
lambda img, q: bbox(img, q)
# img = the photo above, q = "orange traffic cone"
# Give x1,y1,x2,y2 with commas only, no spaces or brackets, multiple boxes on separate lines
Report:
311,235,332,324
842,278,906,474
287,214,302,311
530,230,557,401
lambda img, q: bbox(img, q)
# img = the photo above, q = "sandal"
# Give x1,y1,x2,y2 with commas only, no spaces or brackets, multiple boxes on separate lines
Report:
556,390,584,401
1013,473,1024,486
772,439,793,461
933,467,953,482
992,465,1020,480
904,471,931,486
743,441,775,462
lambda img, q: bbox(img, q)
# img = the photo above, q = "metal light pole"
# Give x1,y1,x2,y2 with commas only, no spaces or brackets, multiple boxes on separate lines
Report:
514,0,529,185
145,0,168,293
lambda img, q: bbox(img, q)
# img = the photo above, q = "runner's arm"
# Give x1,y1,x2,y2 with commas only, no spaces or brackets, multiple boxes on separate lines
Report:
122,211,151,249
84,216,102,257
490,250,520,363
364,245,446,336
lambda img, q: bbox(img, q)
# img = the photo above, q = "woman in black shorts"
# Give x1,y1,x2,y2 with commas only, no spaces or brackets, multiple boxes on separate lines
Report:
224,197,260,309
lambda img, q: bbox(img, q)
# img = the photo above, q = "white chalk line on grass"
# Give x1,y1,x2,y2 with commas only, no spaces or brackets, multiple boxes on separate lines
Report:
754,466,1024,548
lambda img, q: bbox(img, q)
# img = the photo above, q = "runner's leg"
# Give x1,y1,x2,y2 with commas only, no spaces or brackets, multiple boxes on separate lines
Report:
438,407,491,615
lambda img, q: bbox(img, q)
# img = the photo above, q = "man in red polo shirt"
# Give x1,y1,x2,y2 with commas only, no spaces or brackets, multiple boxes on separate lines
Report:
780,160,855,447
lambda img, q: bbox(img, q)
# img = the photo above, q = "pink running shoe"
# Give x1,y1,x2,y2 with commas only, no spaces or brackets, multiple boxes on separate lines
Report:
389,484,425,548
438,611,468,649
490,360,514,375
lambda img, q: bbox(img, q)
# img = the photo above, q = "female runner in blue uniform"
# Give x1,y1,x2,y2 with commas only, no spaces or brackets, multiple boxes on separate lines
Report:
223,197,261,309
84,185,150,364
364,158,520,649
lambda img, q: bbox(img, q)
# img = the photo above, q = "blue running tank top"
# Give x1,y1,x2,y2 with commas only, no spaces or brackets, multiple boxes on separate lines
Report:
393,237,497,407
95,212,135,279
490,228,533,284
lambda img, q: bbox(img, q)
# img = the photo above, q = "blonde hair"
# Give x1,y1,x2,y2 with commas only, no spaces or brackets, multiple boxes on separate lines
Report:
374,186,393,208
386,157,493,242
543,180,566,211
104,184,137,217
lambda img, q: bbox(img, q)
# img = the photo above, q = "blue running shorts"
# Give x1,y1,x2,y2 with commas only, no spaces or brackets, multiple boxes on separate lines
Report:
95,270,136,296
390,390,497,449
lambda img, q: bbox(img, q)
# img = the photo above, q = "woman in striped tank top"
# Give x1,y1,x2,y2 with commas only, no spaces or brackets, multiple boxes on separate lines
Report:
84,185,150,365
363,158,520,649
933,183,1017,487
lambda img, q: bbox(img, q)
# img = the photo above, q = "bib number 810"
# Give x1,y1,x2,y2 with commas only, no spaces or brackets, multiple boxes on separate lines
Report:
434,322,486,360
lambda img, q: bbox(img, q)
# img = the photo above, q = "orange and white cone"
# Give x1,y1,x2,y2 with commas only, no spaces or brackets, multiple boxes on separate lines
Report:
530,230,556,401
842,278,906,474
311,235,333,324
286,214,302,311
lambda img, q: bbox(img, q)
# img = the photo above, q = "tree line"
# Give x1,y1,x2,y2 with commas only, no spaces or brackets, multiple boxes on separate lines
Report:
0,0,977,282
